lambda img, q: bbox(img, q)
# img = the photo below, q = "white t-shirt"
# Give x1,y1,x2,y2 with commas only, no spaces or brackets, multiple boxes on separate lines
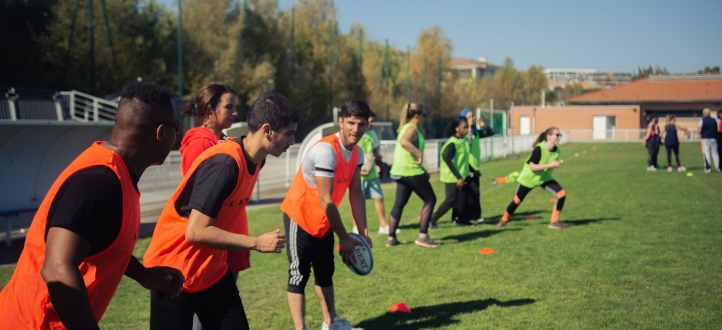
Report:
301,133,364,188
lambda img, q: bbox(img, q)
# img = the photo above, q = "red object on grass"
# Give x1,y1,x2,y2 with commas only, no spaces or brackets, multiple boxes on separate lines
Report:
525,215,534,220
479,248,494,255
550,198,556,203
335,244,340,251
388,302,411,313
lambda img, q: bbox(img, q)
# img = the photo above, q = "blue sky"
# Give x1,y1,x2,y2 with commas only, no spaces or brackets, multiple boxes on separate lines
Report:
163,0,722,73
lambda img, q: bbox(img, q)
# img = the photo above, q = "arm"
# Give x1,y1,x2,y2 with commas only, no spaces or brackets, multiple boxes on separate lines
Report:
399,126,423,164
316,176,362,264
643,124,652,145
40,228,101,330
124,255,185,299
529,161,559,171
348,168,372,247
185,210,284,253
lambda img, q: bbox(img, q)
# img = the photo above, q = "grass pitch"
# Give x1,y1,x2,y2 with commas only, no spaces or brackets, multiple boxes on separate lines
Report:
2,142,721,329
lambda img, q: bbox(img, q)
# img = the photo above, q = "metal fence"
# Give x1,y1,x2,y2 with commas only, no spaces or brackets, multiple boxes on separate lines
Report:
138,128,705,205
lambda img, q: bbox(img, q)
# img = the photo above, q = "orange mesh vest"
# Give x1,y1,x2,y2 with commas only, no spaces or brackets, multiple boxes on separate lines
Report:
0,142,140,329
280,134,359,238
143,140,259,293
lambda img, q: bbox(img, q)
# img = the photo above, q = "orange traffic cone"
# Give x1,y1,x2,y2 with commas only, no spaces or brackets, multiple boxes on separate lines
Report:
388,302,411,313
479,248,494,255
525,215,535,220
550,198,556,203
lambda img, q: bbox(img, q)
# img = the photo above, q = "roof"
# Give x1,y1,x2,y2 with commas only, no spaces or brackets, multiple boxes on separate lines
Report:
568,75,722,104
449,57,499,68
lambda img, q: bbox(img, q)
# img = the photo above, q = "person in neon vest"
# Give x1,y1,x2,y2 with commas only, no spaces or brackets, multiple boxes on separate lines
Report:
0,81,185,329
497,127,568,229
430,116,474,226
280,100,372,330
387,103,439,247
460,108,495,223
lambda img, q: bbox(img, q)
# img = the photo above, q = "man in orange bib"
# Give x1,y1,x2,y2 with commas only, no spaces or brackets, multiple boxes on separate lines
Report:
281,100,373,330
143,92,299,330
0,81,185,330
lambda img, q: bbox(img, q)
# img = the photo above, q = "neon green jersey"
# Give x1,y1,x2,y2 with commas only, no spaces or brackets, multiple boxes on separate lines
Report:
390,123,425,177
517,142,561,188
440,136,470,183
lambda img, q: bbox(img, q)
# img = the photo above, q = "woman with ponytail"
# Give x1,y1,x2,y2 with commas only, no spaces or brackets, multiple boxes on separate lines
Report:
180,83,237,174
497,127,568,229
387,103,439,248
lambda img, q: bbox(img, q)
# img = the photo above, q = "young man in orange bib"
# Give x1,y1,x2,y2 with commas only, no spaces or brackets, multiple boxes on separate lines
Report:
0,81,185,330
281,100,373,330
143,92,299,330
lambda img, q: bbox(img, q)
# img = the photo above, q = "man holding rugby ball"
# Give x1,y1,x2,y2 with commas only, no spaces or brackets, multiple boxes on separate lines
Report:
280,100,373,330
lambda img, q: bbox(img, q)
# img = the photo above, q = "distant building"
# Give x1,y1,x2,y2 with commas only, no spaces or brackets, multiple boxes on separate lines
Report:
544,68,632,87
449,57,499,81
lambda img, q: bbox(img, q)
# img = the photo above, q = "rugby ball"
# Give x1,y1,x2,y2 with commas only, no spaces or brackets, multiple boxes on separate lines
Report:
361,153,375,173
346,233,373,276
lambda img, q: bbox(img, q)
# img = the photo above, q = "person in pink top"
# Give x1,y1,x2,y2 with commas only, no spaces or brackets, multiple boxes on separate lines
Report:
180,83,238,175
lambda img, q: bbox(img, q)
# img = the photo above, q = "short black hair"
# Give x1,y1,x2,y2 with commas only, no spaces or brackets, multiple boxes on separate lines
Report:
368,109,376,118
116,81,175,130
247,92,300,132
444,116,468,138
340,100,371,120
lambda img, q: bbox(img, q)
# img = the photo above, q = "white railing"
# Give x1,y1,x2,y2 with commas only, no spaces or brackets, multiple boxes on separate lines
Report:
61,90,118,122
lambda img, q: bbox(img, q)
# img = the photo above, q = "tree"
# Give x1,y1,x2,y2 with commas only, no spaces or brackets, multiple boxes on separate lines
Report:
632,65,669,80
697,66,721,74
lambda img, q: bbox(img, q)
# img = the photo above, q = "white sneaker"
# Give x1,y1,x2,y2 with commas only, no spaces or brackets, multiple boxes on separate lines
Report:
378,225,400,234
476,218,486,223
705,168,712,173
647,166,657,171
321,316,363,330
352,226,359,234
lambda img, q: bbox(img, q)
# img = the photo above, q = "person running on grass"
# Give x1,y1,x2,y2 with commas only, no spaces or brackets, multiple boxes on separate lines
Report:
353,110,397,235
178,82,239,330
280,100,373,330
661,115,688,172
387,103,439,247
143,92,298,330
430,117,474,227
497,127,568,229
0,81,185,329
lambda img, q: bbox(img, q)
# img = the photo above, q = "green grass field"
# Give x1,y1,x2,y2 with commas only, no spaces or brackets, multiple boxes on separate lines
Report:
2,142,722,329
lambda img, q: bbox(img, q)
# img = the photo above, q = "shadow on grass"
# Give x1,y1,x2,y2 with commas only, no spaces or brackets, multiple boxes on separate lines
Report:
356,298,536,329
561,217,621,226
441,228,522,243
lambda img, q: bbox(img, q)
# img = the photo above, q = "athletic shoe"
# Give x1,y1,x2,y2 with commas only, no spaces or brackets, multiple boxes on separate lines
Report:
647,166,657,171
385,237,402,247
667,167,673,172
705,168,712,173
378,225,400,234
677,166,686,172
352,226,359,234
476,218,486,223
414,235,440,248
453,221,471,227
496,220,508,227
322,316,363,330
548,221,568,229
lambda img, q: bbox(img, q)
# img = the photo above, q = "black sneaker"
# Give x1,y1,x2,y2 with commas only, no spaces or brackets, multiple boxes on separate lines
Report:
386,237,402,247
414,235,440,248
428,223,438,229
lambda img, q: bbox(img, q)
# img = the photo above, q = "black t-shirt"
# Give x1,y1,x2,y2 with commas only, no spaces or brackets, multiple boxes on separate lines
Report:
45,165,140,257
175,139,265,219
527,146,557,164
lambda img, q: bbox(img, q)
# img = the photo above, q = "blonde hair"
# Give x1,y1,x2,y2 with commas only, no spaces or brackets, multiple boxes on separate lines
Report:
703,108,711,117
397,103,425,132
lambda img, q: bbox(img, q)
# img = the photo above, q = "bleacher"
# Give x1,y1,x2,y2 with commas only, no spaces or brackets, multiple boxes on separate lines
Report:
0,87,67,121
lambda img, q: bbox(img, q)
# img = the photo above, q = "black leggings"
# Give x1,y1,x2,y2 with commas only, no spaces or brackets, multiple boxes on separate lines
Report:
665,145,681,167
646,143,659,167
430,182,470,224
389,173,437,237
503,180,566,222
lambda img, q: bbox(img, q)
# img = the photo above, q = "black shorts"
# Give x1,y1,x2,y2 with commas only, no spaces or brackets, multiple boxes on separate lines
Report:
284,213,335,294
150,269,249,330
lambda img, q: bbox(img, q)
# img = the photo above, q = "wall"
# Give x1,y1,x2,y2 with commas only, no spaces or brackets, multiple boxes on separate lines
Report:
508,105,640,134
